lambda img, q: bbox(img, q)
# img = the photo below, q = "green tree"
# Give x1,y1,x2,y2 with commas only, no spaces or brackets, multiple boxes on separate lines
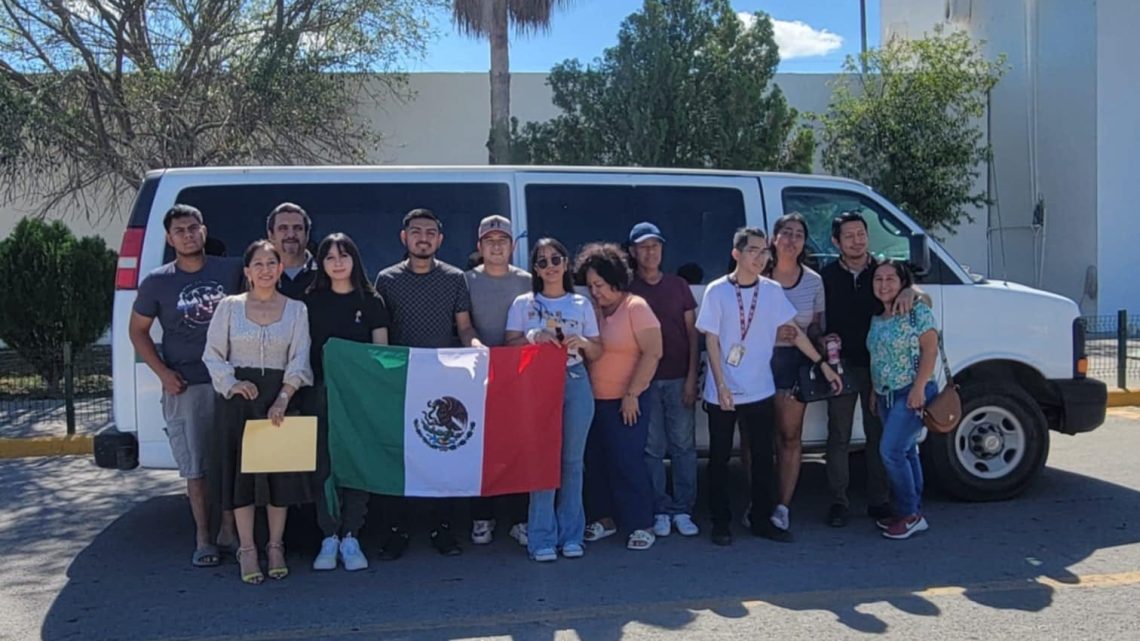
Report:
0,0,442,220
817,28,1006,235
452,0,572,164
508,0,814,172
0,219,117,393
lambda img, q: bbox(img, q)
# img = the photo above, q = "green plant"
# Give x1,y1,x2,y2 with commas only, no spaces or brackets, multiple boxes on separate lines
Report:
508,0,814,172
0,0,442,220
0,219,116,392
817,28,1006,236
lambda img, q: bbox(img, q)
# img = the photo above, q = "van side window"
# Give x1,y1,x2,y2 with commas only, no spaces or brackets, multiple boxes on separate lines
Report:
171,182,510,274
524,184,746,284
781,187,911,269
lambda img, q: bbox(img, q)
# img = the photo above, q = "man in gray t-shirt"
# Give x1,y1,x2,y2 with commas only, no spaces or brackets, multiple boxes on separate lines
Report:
129,204,243,568
464,215,532,546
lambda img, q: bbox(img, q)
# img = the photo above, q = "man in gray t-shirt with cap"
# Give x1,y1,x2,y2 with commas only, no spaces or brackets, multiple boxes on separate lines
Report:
464,214,533,546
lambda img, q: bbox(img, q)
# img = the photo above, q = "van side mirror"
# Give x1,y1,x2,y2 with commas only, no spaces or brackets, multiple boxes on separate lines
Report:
909,233,931,276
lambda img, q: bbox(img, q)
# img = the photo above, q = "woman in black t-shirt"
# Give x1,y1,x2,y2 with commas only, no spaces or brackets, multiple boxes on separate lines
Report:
302,233,390,572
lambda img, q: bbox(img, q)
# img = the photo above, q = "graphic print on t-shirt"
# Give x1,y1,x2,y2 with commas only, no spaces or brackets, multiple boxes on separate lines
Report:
528,297,584,337
176,280,227,326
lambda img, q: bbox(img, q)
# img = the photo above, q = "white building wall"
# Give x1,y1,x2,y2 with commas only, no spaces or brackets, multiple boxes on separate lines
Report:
0,72,839,248
881,0,1101,312
1096,0,1140,316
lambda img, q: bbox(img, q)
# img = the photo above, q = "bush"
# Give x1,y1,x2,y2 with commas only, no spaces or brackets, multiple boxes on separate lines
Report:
817,28,1006,236
0,218,116,392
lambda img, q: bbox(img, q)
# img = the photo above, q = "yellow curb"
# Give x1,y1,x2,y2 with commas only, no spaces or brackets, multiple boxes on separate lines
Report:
1107,389,1140,408
0,435,93,459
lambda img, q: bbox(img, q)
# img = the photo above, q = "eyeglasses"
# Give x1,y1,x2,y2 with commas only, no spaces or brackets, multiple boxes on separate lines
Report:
535,255,565,269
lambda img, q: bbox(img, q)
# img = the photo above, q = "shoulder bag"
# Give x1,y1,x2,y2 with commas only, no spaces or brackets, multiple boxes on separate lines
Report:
912,311,962,434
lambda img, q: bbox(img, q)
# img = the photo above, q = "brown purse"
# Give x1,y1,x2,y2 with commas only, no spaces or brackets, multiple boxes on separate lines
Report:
923,329,961,434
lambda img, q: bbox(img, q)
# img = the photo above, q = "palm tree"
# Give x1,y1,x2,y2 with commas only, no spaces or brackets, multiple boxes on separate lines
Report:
452,0,571,164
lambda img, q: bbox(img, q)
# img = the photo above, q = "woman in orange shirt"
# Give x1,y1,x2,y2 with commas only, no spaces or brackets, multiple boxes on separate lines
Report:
576,243,663,551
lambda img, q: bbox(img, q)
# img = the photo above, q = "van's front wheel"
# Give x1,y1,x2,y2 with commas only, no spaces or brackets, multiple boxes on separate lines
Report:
922,383,1049,501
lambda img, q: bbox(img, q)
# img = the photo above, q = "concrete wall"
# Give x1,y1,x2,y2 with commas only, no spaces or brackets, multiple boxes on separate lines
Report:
880,0,1102,312
1096,1,1140,316
0,72,839,248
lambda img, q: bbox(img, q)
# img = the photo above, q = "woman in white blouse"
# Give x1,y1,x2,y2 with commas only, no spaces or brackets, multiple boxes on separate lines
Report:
204,239,313,585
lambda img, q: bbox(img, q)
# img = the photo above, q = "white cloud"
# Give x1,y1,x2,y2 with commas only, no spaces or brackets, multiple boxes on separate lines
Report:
738,12,844,60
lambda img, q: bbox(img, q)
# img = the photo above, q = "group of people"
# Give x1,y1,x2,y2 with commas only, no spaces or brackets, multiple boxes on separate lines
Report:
129,200,942,585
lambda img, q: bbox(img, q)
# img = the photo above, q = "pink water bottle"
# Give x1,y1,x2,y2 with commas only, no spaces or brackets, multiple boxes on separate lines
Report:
826,336,843,375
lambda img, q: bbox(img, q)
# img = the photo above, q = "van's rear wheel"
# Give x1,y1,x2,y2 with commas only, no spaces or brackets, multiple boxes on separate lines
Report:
922,383,1048,501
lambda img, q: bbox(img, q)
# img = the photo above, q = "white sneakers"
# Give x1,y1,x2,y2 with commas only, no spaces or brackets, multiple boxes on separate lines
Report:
312,534,369,571
770,505,790,532
509,523,528,546
672,513,699,536
471,519,496,545
339,534,369,571
312,535,339,570
654,513,700,537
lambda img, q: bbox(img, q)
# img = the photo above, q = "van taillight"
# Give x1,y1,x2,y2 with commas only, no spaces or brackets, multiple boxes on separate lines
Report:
1072,318,1088,379
115,228,145,290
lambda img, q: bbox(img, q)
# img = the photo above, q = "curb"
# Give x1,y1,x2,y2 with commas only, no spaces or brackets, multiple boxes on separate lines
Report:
1107,389,1140,408
0,435,93,459
1,391,1136,460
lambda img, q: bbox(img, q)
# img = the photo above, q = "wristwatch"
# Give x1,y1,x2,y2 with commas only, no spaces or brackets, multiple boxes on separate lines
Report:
278,391,289,401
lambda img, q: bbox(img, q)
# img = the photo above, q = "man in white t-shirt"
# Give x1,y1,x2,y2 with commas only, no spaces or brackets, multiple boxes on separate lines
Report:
696,227,841,546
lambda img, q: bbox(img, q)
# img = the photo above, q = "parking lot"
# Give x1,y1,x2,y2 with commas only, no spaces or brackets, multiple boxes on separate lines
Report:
1,408,1139,641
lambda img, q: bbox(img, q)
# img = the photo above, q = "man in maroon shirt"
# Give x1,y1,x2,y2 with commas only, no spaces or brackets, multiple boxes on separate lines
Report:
627,222,701,537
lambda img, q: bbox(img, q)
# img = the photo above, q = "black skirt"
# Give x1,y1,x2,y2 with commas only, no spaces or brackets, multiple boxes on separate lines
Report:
218,367,314,510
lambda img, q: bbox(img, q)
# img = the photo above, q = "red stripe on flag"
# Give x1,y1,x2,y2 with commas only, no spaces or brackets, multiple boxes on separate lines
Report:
481,344,566,495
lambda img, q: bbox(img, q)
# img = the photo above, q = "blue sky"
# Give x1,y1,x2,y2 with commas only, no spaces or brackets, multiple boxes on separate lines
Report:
411,0,881,74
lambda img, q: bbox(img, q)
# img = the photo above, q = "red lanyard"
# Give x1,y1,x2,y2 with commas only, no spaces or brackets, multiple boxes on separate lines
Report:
733,280,759,341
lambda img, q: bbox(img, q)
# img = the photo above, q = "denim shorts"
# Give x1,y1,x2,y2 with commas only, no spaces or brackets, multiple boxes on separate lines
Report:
771,346,808,392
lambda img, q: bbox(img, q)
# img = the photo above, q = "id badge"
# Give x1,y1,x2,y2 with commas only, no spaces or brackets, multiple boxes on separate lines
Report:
726,344,745,367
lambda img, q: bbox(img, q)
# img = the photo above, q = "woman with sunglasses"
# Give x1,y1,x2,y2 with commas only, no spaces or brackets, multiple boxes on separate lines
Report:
505,238,602,562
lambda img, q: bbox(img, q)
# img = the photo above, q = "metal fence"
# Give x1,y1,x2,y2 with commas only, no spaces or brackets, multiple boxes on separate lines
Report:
1082,310,1140,390
0,344,112,437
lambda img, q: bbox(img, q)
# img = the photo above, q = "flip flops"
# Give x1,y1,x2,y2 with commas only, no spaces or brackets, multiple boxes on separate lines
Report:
583,521,617,542
191,544,220,568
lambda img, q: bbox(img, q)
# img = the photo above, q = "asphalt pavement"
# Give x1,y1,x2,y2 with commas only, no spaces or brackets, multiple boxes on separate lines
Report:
2,408,1140,641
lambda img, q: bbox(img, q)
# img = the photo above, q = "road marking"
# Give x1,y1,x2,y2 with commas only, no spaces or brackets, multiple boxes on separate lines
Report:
154,570,1140,641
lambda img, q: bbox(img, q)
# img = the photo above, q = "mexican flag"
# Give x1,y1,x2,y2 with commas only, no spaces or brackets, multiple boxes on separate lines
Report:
323,339,566,497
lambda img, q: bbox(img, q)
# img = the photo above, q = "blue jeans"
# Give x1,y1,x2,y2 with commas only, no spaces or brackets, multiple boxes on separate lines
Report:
643,378,697,515
877,382,938,517
528,363,595,553
585,389,656,532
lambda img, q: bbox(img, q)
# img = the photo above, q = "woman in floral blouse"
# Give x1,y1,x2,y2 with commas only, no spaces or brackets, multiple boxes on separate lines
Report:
204,239,313,583
867,259,938,541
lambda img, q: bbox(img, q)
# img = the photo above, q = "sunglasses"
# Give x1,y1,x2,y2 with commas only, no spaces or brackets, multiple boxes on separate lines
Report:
535,255,565,270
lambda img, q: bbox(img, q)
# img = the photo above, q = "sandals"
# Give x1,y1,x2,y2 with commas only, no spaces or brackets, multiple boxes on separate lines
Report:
192,544,220,567
215,536,239,558
266,542,289,580
237,546,263,585
583,521,617,542
627,529,656,551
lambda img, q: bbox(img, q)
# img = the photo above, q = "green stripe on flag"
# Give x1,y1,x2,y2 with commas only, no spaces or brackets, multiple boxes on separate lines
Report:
324,339,409,496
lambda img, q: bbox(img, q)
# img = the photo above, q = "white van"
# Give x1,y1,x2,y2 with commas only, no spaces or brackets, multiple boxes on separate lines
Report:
96,166,1107,501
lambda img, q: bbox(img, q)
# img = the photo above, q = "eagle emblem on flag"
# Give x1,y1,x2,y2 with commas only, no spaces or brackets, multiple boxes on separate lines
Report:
414,396,476,451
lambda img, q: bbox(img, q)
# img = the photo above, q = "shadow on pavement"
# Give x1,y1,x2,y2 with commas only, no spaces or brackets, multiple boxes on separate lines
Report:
37,459,1140,641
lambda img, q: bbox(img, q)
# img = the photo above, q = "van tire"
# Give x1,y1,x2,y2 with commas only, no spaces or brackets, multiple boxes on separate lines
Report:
922,383,1048,501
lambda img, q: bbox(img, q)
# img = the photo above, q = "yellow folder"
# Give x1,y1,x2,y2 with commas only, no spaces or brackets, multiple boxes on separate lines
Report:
240,417,318,474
